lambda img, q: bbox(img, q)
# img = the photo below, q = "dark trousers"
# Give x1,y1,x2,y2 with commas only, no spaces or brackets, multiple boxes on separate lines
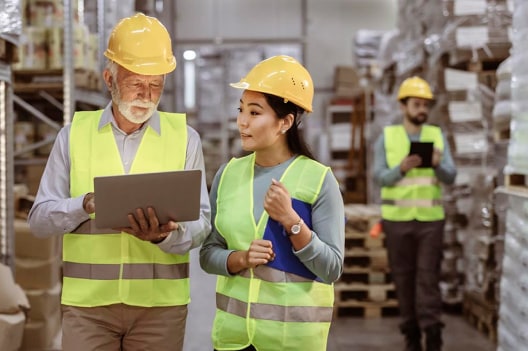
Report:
383,219,444,330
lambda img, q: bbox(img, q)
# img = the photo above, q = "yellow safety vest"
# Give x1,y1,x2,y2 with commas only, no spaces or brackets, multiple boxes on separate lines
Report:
381,124,445,221
213,154,334,351
62,110,190,307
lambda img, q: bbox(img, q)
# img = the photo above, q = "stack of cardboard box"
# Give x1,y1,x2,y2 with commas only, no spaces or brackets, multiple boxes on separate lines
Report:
13,185,62,350
0,264,29,351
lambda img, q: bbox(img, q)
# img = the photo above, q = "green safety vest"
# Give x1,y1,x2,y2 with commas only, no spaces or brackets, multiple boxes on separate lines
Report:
62,110,190,307
213,154,334,351
381,124,445,221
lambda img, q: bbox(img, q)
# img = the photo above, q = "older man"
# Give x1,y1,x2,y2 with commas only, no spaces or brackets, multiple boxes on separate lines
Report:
28,13,211,351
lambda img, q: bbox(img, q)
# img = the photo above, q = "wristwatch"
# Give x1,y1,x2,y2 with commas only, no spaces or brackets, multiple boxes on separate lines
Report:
288,218,304,236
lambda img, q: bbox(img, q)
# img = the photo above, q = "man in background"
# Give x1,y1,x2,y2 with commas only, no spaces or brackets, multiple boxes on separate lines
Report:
373,76,457,351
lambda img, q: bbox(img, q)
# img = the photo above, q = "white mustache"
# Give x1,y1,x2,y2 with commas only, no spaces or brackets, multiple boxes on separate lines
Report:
130,101,156,108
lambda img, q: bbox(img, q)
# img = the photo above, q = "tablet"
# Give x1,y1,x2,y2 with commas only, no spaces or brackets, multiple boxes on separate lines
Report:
409,141,433,168
94,169,202,229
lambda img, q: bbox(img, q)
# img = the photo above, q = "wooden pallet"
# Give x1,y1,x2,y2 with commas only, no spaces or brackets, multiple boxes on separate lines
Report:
334,282,396,304
339,266,391,285
504,173,528,196
345,231,385,250
334,299,399,318
446,42,511,69
462,290,498,342
0,38,18,63
344,204,381,233
493,127,510,143
344,248,389,271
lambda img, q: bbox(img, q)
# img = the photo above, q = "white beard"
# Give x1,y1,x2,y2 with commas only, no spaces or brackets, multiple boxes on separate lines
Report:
111,84,159,124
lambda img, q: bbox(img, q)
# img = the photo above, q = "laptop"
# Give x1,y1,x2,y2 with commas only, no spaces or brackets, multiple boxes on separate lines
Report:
94,169,202,229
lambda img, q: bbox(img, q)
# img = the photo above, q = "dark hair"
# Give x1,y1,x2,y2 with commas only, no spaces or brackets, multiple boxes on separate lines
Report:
399,97,409,105
263,93,316,161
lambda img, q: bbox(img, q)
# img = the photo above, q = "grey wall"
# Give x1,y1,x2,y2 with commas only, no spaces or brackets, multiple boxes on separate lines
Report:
168,0,397,147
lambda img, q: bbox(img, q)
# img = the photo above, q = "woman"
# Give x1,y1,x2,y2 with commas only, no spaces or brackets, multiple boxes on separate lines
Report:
199,55,345,351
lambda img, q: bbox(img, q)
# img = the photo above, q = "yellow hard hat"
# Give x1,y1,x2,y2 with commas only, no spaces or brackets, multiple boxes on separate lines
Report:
104,13,176,75
397,76,433,100
230,55,314,113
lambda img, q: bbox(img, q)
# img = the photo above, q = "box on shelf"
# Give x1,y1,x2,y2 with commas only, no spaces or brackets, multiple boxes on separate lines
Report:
12,26,47,70
25,283,61,321
334,66,363,98
20,308,61,351
15,219,61,260
0,312,25,351
15,256,61,290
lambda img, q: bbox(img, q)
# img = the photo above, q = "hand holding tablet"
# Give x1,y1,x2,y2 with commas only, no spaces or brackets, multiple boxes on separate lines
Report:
93,169,202,229
409,142,434,168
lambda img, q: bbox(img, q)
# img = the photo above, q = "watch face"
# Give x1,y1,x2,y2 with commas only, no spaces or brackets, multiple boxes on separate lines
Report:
291,224,301,234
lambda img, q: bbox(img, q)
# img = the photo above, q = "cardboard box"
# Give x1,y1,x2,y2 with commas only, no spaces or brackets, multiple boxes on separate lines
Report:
20,308,61,351
15,219,61,260
24,163,46,195
334,66,359,86
15,256,61,290
14,184,29,213
25,283,61,321
448,101,483,123
0,312,26,351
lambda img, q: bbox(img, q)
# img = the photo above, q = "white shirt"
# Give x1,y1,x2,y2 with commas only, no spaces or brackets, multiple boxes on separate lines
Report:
28,103,211,254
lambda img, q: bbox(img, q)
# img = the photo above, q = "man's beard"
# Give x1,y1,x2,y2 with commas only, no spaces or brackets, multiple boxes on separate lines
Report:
111,83,159,124
407,113,427,126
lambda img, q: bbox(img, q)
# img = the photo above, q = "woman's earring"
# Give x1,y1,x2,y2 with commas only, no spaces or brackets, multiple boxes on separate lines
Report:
281,129,287,134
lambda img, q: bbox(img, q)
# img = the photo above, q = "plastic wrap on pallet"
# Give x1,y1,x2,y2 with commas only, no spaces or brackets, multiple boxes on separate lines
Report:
506,119,528,173
505,32,528,173
498,277,528,345
394,38,425,76
0,0,22,45
354,29,386,70
375,30,401,73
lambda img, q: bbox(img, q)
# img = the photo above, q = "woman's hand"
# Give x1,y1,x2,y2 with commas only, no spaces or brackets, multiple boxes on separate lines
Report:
245,239,275,268
264,178,295,223
227,239,275,274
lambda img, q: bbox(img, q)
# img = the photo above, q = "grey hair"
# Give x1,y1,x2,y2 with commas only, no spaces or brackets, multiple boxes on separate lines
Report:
106,60,118,82
105,59,166,84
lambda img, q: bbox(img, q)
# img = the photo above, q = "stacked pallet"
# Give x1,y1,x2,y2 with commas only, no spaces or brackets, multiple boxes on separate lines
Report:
334,204,398,318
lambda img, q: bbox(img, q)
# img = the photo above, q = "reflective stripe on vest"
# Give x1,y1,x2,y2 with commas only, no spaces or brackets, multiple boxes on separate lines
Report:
63,262,189,280
382,124,445,221
63,110,190,308
213,154,334,351
396,176,439,187
216,292,333,323
382,199,443,207
239,264,314,283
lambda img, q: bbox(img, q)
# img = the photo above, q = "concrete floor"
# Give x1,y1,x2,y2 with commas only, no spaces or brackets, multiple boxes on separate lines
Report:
184,249,497,351
46,248,496,351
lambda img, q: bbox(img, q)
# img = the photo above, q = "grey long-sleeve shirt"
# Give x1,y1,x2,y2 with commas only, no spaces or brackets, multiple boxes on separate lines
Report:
373,126,457,187
199,156,345,284
27,103,211,255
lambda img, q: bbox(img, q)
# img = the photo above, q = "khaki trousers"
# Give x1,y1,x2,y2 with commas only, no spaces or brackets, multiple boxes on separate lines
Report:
62,303,188,351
